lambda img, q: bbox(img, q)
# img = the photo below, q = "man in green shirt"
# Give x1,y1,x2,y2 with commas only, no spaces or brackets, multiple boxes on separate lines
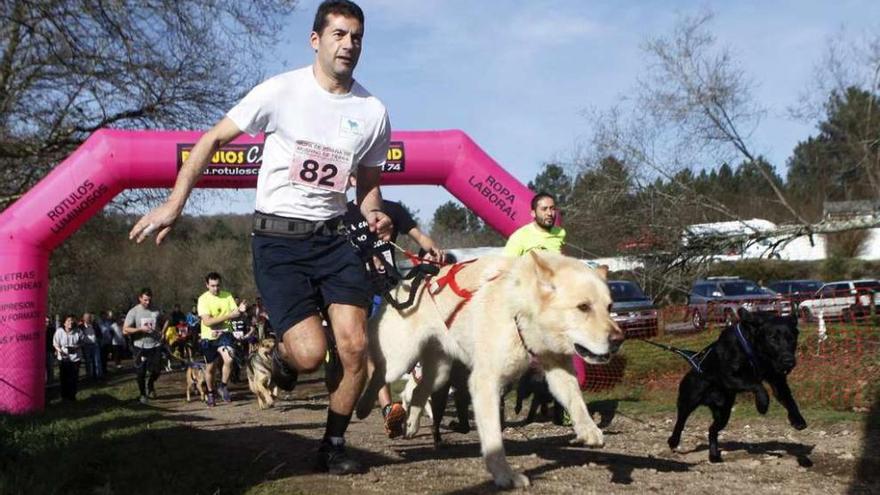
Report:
504,192,573,424
503,192,566,256
198,271,247,406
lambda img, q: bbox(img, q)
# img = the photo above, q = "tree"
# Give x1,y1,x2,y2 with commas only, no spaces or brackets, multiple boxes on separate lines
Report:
527,163,573,208
564,11,880,291
429,200,503,248
0,0,298,209
565,156,639,257
788,87,880,208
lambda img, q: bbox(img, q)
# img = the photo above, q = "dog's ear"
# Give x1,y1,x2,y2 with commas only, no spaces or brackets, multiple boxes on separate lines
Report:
595,264,609,281
737,307,755,323
528,251,556,296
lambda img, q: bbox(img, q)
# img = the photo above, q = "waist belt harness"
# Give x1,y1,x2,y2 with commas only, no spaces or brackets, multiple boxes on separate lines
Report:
252,212,345,239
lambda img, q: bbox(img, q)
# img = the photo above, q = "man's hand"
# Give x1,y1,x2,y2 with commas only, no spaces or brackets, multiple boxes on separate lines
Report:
424,247,447,264
367,210,392,241
129,201,182,245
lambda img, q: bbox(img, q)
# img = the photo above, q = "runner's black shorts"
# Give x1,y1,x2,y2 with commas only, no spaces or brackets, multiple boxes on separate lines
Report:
200,332,236,363
251,231,371,341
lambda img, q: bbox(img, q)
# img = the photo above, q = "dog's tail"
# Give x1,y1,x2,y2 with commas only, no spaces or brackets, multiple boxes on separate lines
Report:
640,339,712,374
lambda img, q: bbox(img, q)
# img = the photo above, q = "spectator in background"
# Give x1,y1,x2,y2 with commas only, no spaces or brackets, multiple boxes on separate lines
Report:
79,312,103,380
53,314,84,401
185,303,201,353
98,310,115,375
110,314,127,369
45,316,56,385
124,288,164,404
169,304,186,328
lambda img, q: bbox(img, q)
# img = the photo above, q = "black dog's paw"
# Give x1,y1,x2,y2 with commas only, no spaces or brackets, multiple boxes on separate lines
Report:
789,414,807,430
448,420,470,434
709,453,723,463
667,435,680,450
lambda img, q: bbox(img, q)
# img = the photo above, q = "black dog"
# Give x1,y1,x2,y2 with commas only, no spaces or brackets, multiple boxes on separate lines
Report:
667,310,807,462
428,360,472,445
427,360,514,446
514,366,564,425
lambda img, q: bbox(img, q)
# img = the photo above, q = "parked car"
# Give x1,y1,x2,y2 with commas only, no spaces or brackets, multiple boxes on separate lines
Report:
798,279,880,322
765,279,824,306
688,277,791,330
607,280,658,338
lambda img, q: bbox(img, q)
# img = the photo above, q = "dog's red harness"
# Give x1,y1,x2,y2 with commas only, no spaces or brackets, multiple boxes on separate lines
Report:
428,260,477,328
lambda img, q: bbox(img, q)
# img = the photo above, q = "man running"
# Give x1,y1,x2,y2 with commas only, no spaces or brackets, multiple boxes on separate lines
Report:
198,272,246,406
129,0,391,474
123,288,164,404
503,192,566,256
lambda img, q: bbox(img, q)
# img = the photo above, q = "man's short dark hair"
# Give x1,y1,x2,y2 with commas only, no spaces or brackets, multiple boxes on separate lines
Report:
531,192,556,211
205,272,222,284
313,0,364,34
138,288,152,298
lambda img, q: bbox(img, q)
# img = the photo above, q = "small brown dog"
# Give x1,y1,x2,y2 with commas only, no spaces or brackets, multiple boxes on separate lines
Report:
185,361,208,403
247,337,277,409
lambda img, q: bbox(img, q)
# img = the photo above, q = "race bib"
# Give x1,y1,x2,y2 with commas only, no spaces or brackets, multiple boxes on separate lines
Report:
140,317,156,331
289,140,354,192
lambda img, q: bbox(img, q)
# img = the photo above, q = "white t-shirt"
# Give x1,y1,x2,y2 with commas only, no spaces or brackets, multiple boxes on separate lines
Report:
227,66,391,221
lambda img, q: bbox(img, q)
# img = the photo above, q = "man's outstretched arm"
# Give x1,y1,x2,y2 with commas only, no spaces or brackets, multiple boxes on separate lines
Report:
129,117,243,244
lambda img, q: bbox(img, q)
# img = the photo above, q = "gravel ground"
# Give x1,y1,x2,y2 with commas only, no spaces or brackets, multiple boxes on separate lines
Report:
154,370,877,494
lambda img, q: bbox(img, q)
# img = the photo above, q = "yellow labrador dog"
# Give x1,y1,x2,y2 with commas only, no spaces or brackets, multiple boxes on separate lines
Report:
356,252,623,488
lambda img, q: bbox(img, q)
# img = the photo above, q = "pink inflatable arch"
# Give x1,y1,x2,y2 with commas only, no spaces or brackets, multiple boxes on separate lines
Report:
0,129,536,413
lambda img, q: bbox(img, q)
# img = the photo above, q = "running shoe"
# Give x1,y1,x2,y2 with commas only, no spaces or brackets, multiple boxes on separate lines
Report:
383,403,407,439
270,345,298,392
138,395,149,405
206,392,216,407
217,383,231,402
315,439,365,475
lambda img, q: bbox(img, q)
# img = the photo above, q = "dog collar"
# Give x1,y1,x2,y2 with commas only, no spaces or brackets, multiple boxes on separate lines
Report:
514,315,536,357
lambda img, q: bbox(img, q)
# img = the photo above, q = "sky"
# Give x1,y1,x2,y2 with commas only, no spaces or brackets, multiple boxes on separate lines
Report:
199,0,880,225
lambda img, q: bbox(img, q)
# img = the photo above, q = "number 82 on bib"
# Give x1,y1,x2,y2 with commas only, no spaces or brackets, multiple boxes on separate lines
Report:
289,140,354,193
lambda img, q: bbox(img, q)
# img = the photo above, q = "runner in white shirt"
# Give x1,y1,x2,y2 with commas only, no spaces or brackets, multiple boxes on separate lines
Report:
129,0,390,475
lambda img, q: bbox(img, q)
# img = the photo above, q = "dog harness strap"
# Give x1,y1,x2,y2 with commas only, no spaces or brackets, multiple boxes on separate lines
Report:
734,324,760,372
642,339,711,374
430,260,477,300
443,299,469,328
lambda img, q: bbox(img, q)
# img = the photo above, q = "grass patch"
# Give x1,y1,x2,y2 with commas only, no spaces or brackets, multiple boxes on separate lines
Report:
0,376,309,495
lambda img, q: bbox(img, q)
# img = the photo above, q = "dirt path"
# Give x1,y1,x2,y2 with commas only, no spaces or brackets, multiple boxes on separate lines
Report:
147,369,875,494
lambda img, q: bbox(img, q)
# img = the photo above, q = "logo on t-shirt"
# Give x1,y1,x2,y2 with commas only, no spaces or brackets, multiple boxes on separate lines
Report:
339,116,365,137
